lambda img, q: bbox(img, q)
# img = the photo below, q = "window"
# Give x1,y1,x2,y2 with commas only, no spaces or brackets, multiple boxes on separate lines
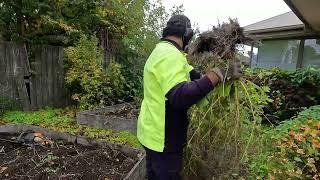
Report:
302,39,320,68
256,40,300,70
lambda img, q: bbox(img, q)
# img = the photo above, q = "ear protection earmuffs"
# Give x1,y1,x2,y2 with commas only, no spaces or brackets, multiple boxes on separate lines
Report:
183,21,194,50
162,15,194,50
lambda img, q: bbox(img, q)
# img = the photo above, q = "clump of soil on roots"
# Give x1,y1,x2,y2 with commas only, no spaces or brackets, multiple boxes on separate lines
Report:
188,19,247,72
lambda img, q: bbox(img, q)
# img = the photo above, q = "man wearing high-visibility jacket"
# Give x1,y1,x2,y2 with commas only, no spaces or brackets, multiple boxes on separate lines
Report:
137,15,243,180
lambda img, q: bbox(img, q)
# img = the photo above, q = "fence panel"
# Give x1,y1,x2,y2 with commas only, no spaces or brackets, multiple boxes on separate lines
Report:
0,42,31,111
0,42,69,111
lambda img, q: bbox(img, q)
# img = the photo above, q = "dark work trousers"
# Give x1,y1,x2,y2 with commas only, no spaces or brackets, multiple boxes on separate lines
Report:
144,146,183,180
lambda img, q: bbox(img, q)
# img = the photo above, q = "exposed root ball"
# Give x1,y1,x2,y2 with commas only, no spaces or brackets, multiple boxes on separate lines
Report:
188,19,246,72
189,19,245,58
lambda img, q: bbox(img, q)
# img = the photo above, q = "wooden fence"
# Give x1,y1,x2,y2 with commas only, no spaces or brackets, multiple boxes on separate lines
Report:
0,41,69,111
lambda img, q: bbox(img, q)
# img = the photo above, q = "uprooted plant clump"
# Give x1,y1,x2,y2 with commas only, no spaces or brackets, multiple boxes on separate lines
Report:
184,19,269,179
188,18,247,72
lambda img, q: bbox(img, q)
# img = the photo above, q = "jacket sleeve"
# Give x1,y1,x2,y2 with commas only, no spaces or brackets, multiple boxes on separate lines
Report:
165,75,214,110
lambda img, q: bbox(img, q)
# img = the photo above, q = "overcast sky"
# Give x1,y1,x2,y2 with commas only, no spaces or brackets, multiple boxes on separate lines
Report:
163,0,291,31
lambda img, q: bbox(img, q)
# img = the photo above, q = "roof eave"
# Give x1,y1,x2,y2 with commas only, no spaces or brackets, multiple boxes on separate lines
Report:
245,29,319,41
283,0,313,30
244,24,304,34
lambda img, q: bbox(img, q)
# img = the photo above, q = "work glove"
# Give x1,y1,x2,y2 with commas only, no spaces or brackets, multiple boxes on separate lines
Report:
211,60,243,81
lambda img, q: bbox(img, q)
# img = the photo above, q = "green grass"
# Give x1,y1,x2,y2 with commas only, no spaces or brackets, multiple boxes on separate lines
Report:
1,108,141,148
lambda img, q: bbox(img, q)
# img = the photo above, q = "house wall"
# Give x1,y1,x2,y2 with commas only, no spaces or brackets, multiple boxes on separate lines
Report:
252,38,320,70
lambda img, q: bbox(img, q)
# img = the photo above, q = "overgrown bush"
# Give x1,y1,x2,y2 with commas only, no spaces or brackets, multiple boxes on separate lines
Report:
246,67,320,124
249,106,320,179
65,35,129,109
114,44,144,102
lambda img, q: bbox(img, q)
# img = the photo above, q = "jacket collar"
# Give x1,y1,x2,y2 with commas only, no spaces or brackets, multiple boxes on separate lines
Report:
160,38,183,51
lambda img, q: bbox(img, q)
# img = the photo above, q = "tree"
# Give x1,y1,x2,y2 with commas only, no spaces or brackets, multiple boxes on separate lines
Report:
123,0,185,57
170,4,185,16
0,0,145,46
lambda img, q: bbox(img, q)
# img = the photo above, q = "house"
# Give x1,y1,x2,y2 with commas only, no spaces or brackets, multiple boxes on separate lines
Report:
244,0,320,70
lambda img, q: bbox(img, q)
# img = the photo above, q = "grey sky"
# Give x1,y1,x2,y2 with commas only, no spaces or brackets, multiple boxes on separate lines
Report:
163,0,291,31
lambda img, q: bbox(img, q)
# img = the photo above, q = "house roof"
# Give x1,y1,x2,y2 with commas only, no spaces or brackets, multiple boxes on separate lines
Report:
244,11,304,34
284,0,320,32
243,0,320,41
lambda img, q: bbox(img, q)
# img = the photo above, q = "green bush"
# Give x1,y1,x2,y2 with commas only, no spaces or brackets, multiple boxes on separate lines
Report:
65,35,129,109
249,106,320,179
245,67,320,124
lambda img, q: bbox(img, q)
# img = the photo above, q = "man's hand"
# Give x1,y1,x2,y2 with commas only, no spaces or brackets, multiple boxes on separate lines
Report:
211,60,243,82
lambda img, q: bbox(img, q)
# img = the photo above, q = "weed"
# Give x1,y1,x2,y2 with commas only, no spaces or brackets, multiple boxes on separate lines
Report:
184,80,271,179
44,152,59,162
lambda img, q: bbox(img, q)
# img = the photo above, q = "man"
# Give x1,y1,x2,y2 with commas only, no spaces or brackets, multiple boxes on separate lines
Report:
137,15,242,180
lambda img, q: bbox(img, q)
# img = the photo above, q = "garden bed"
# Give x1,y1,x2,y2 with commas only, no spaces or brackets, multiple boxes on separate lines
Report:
76,103,138,132
0,124,146,180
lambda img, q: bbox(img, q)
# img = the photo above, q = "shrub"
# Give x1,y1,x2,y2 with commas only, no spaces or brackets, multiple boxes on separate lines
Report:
65,35,128,109
249,106,320,179
245,67,320,124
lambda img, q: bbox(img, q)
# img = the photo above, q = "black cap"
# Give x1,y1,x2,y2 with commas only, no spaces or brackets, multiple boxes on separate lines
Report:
162,15,191,38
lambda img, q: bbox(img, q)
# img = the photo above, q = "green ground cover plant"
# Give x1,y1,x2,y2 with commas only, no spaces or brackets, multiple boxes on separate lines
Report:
249,106,320,179
1,108,140,148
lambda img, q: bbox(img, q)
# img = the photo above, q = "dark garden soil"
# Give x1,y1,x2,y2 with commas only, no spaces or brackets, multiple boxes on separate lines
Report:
0,134,136,180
